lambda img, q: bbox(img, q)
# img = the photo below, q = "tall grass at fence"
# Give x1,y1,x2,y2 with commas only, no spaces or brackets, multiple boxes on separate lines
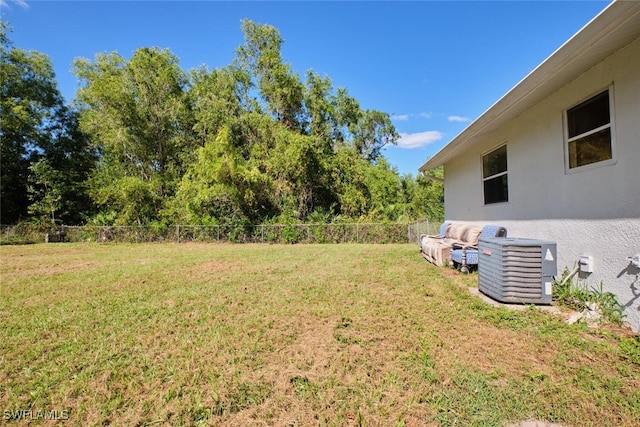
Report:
0,220,443,245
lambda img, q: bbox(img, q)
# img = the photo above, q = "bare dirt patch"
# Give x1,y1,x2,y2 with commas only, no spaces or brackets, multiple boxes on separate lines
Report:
433,322,558,380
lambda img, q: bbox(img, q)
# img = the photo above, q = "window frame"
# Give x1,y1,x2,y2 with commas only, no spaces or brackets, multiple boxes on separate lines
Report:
563,86,616,173
482,144,509,205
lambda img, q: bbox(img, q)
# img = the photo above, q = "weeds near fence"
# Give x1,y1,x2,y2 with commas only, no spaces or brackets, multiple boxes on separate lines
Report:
0,220,443,245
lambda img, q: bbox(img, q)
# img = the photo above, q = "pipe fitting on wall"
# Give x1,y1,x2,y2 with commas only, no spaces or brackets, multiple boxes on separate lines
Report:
579,255,594,273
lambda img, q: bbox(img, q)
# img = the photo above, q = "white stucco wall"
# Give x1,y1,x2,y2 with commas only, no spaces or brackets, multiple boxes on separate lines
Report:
447,218,640,331
443,37,640,331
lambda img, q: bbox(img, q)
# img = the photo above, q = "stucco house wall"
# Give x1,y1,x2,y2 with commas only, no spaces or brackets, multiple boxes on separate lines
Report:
442,36,640,330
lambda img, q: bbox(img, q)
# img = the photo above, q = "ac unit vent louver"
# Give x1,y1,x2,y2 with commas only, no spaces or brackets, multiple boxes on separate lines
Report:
478,237,557,305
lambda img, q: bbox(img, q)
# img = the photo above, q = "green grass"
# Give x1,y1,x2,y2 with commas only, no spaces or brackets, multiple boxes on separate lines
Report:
1,243,638,426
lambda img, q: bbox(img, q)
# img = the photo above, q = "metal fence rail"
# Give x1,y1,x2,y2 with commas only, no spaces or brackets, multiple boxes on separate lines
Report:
1,219,443,245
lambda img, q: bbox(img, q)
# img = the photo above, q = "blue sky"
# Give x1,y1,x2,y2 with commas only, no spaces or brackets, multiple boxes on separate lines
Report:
1,0,610,176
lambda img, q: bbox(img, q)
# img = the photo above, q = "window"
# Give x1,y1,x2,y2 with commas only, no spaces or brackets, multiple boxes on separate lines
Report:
566,89,613,169
483,145,508,204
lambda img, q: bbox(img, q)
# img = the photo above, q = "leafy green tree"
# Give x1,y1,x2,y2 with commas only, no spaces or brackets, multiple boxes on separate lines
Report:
352,109,399,162
267,129,331,220
236,19,304,130
33,107,96,224
64,18,439,227
73,47,195,224
403,167,445,219
331,87,361,148
330,148,370,219
302,71,398,162
169,125,274,224
27,159,61,224
303,70,335,148
1,23,62,223
364,158,403,220
1,23,94,225
190,65,249,146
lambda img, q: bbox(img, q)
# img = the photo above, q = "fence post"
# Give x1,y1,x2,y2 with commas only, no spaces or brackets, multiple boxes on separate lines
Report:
176,225,180,243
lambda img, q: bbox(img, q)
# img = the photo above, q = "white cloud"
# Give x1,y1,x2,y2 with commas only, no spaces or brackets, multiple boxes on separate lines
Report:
397,131,443,149
392,112,432,121
448,115,470,122
0,0,29,8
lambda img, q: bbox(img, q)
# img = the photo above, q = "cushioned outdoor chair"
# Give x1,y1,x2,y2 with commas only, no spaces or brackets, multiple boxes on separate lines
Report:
450,224,507,273
419,222,451,266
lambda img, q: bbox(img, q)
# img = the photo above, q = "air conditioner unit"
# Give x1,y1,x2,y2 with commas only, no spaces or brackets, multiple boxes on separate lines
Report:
478,237,557,304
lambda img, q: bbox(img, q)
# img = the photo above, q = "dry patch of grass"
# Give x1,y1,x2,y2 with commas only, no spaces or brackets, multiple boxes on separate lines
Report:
1,243,638,426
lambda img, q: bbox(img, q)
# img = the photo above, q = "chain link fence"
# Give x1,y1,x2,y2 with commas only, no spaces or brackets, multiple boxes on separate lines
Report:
1,219,443,245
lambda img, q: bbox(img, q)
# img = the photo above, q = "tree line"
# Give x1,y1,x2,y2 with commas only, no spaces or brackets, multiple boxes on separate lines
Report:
1,20,443,228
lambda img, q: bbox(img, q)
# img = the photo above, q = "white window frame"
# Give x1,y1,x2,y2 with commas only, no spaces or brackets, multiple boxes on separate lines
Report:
482,144,508,205
563,86,616,173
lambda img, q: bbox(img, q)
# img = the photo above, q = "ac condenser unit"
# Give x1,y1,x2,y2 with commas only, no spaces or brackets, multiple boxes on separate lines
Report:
478,237,557,304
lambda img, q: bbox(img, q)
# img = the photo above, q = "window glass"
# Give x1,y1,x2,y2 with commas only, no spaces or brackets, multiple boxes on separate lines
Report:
482,145,508,204
482,145,507,178
567,91,609,138
566,89,613,170
483,175,508,205
568,128,612,168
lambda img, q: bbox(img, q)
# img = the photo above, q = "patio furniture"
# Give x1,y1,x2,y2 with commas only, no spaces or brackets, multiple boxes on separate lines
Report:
419,222,449,251
420,222,484,267
450,224,507,273
419,222,451,266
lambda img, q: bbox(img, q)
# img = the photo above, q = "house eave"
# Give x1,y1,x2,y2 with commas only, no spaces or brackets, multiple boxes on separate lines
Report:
419,0,640,173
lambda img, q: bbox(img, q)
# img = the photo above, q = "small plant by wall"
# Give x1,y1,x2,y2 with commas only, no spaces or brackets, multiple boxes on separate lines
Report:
553,266,625,325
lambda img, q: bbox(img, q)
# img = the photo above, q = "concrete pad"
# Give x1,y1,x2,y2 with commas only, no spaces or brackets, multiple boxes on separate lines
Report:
468,287,561,314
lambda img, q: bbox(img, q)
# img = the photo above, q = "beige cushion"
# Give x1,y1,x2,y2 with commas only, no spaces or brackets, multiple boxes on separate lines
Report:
445,223,482,246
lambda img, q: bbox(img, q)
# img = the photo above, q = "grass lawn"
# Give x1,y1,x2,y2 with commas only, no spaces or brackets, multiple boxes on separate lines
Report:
1,243,638,426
